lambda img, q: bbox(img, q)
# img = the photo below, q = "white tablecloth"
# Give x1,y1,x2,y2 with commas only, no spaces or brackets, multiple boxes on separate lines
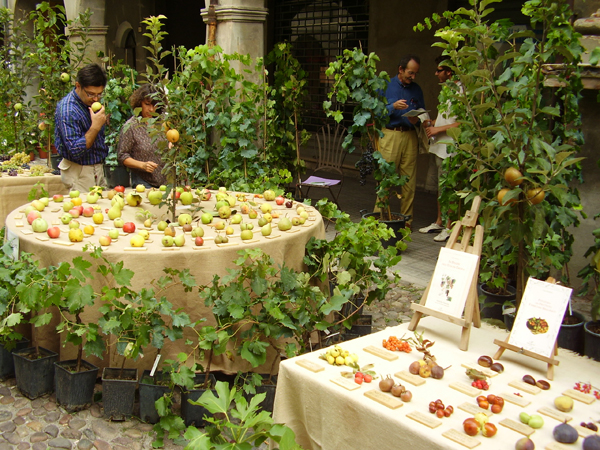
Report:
273,317,600,450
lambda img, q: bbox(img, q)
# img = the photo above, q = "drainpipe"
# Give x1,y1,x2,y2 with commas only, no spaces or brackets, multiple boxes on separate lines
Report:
206,0,218,48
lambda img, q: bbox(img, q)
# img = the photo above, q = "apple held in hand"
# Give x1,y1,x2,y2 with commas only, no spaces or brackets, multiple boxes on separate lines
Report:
91,102,102,113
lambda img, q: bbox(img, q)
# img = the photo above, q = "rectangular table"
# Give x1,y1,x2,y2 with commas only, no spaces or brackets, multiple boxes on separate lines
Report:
273,317,600,450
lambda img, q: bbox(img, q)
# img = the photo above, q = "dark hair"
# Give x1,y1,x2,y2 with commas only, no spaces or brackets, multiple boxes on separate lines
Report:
398,54,420,70
435,55,453,74
130,84,159,109
76,64,107,88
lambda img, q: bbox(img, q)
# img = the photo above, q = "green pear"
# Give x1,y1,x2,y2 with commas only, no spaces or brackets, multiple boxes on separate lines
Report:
278,217,292,231
108,206,122,220
261,223,272,236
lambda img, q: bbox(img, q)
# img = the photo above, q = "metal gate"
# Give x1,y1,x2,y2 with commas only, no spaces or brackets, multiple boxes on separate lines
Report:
273,0,370,132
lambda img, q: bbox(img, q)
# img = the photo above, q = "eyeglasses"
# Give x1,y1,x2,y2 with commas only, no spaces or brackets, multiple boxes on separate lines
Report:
83,88,103,100
435,69,444,74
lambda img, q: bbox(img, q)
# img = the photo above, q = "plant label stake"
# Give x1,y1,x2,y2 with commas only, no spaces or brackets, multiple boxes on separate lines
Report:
150,355,161,377
408,196,483,351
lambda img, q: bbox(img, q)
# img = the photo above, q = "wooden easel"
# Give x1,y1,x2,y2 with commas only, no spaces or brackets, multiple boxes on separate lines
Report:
408,196,484,351
492,277,562,380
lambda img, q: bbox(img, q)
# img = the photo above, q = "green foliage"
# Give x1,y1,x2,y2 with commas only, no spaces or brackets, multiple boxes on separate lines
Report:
0,8,37,154
417,0,585,304
29,2,91,158
101,57,138,168
306,199,408,329
184,380,301,450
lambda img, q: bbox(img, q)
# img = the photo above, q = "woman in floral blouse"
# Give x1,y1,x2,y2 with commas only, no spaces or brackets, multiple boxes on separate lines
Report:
117,84,167,188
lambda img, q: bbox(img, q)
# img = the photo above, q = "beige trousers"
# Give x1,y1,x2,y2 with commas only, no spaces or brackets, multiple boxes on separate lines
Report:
377,128,418,226
58,159,107,192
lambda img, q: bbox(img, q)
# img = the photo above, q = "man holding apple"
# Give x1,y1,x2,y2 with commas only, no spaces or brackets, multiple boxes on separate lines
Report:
55,63,108,191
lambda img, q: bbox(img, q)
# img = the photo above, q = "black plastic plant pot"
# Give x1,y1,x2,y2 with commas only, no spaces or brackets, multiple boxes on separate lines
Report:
102,367,138,420
54,359,99,412
139,370,171,424
350,315,373,336
558,311,585,355
103,164,130,188
0,339,30,380
479,284,516,321
12,347,58,399
242,374,278,413
181,373,217,428
584,321,600,362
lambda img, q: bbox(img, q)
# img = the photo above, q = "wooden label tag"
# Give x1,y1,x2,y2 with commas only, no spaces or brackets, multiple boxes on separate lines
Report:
13,214,23,220
362,345,398,361
53,241,74,246
537,406,572,423
509,380,541,395
192,246,211,250
442,429,480,448
286,228,300,233
161,247,181,251
124,247,148,251
264,235,281,239
562,389,596,404
20,229,33,235
295,359,325,373
575,425,598,438
363,389,403,409
450,382,481,397
242,239,260,244
330,376,361,391
35,235,49,242
216,242,239,247
461,363,498,378
394,370,426,386
501,392,531,407
406,411,442,429
544,442,576,450
458,402,493,417
499,418,535,436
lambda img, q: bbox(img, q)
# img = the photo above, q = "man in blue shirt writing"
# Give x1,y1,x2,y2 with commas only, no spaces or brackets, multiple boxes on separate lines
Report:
379,54,426,229
55,64,108,191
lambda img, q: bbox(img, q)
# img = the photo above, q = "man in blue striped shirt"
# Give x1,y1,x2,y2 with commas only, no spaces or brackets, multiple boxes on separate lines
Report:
55,64,108,191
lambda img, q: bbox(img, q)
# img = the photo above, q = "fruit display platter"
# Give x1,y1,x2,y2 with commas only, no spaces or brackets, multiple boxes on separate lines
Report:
273,316,600,450
3,187,324,372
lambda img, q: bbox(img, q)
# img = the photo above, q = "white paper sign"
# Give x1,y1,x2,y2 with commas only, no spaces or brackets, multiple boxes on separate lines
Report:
426,247,479,318
508,277,572,358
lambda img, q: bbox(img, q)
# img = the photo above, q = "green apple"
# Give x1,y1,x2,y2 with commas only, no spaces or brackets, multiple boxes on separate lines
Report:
218,186,227,193
214,221,225,230
60,72,70,82
13,102,23,111
135,184,146,193
87,192,100,204
125,192,142,207
263,189,276,201
91,102,102,113
63,201,74,212
159,185,167,192
148,190,163,205
69,190,80,198
60,213,73,225
180,191,194,205
201,212,213,224
245,223,254,230
292,216,301,226
299,210,309,219
191,227,204,238
157,220,168,231
39,197,49,207
138,230,150,240
31,200,45,212
528,415,544,429
113,218,125,228
108,228,120,239
278,217,292,231
248,209,258,219
178,213,192,226
31,218,48,233
69,219,80,229
162,235,174,247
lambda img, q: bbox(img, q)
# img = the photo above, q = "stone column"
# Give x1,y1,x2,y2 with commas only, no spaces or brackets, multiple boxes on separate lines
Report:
65,0,108,64
200,1,268,79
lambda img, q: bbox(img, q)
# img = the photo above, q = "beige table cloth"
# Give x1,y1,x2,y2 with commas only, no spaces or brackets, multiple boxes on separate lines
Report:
273,317,600,450
4,190,324,373
0,173,67,228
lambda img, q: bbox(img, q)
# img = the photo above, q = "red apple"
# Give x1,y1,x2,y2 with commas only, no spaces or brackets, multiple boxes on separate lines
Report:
114,185,125,193
82,207,94,217
122,222,136,233
68,208,80,218
52,194,64,203
27,211,42,225
285,200,293,208
47,226,60,239
195,236,204,246
175,191,181,199
275,196,285,205
74,205,84,215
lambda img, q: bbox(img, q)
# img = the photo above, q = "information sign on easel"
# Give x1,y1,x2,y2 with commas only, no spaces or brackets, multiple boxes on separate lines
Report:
493,277,572,380
408,197,484,351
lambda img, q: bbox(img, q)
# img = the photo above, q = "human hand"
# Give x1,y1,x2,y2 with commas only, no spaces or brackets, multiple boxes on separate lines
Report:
143,161,159,173
89,105,107,129
426,126,440,138
393,99,408,110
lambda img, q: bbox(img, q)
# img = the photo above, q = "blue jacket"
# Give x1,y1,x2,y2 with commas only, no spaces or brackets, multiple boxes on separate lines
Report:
384,76,425,129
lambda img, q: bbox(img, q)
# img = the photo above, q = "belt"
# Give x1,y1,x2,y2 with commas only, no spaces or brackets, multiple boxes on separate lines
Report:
386,126,413,132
